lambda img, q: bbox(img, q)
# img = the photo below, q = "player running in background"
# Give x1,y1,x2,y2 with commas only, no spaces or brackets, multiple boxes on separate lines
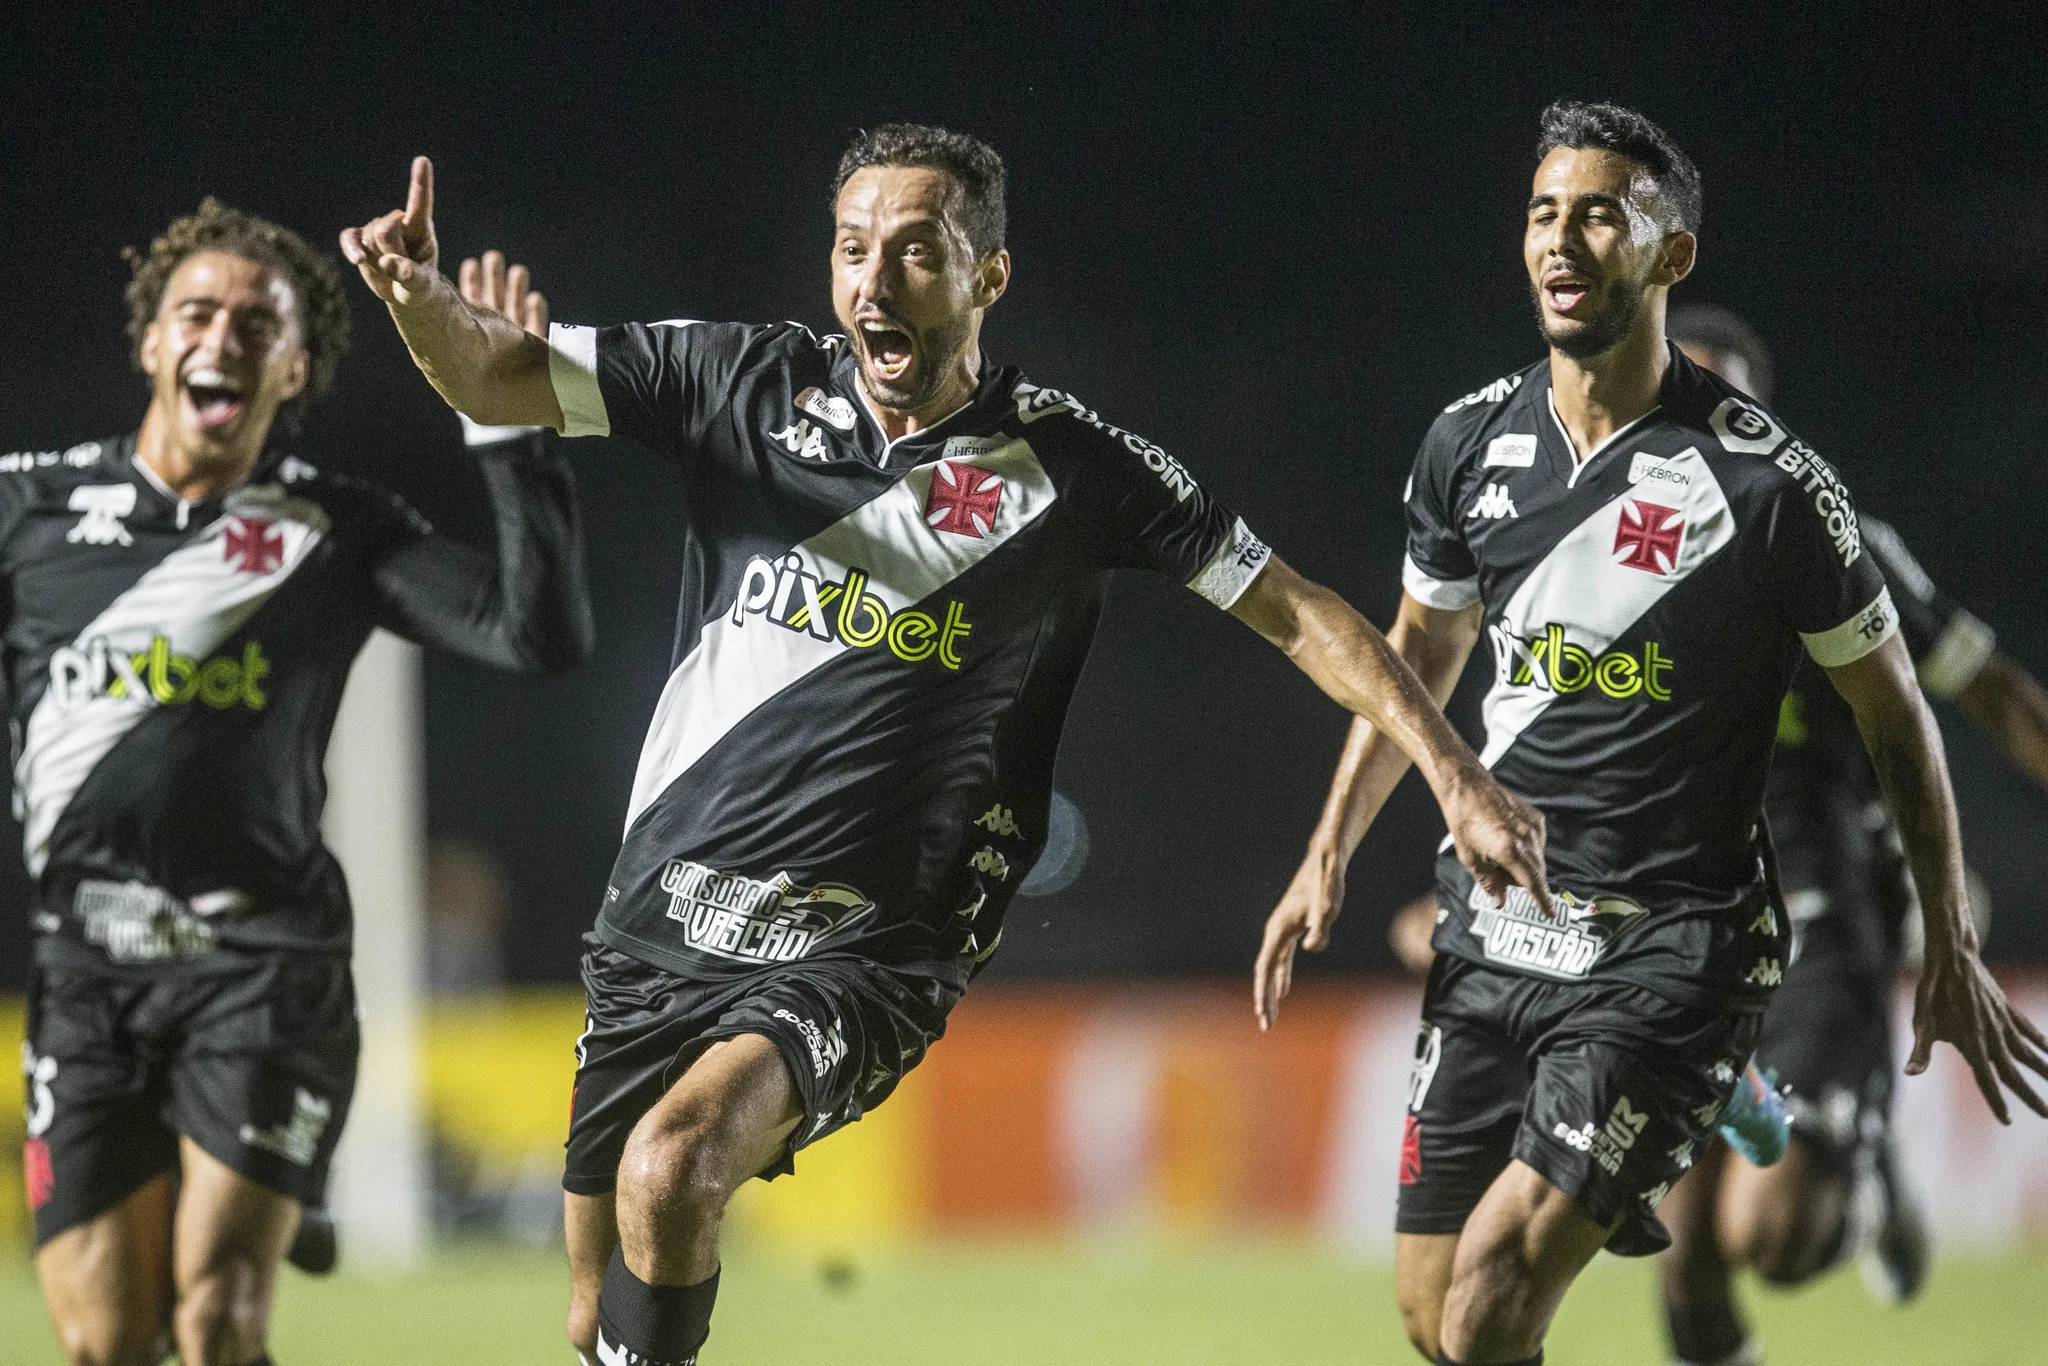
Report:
1651,305,2048,1366
341,125,1550,1366
16,202,592,1366
1255,101,2048,1366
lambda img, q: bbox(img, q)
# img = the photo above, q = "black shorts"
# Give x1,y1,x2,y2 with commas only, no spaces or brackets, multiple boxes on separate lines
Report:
23,950,359,1247
563,938,959,1195
1755,934,1894,1173
1397,954,1762,1256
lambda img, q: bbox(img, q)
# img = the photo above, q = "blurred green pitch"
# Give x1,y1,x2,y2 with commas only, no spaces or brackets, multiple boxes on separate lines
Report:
6,1241,2046,1364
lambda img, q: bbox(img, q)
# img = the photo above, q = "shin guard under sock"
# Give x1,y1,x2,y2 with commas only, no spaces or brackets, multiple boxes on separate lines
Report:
595,1247,719,1366
1666,1296,1753,1365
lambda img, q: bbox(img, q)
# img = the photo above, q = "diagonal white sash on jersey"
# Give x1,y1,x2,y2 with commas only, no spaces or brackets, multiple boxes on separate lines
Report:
17,486,329,877
625,439,1059,835
1479,445,1735,767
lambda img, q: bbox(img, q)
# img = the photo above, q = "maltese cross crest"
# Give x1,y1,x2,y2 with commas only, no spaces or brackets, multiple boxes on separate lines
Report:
923,460,1004,539
1613,499,1684,575
223,517,285,575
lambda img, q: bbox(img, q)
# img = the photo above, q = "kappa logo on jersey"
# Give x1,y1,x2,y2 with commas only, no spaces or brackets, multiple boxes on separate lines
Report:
66,484,137,546
1745,956,1785,987
1445,373,1524,413
769,417,831,462
1470,883,1649,979
924,460,1005,538
974,803,1022,837
1709,395,1787,456
1773,438,1863,567
239,1087,332,1166
773,1009,848,1079
1013,384,1198,502
659,860,876,963
1613,498,1685,574
1491,622,1675,701
794,385,858,432
970,846,1011,880
45,635,271,713
732,551,974,668
223,516,284,574
1467,483,1518,521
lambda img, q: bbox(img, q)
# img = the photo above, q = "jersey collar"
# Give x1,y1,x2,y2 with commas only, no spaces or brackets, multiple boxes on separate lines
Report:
832,350,1016,472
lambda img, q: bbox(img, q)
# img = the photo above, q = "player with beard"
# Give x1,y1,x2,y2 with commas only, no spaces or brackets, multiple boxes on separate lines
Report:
1255,101,2048,1365
15,203,592,1366
340,124,1551,1366
1650,305,2048,1366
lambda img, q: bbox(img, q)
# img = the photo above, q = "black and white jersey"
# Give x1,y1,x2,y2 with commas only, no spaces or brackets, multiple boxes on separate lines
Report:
1766,515,1993,974
545,319,1269,989
1,429,591,967
1403,347,1892,1008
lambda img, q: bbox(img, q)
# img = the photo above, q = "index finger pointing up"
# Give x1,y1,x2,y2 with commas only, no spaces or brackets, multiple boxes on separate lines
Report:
404,156,434,232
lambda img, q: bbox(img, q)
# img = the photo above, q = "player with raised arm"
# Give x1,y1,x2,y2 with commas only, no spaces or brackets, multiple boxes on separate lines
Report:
1254,102,2048,1366
340,126,1550,1366
1651,305,2048,1366
16,202,592,1366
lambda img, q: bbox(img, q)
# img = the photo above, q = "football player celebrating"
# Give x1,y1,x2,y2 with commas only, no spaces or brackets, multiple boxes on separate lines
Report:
1256,102,2047,1366
15,202,592,1366
1652,304,2048,1366
342,127,1549,1366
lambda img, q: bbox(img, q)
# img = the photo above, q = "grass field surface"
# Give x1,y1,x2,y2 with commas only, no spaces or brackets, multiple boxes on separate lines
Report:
4,1240,2045,1364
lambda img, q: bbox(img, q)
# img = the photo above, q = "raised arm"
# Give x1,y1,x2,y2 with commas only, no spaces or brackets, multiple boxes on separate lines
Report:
372,258,593,673
1827,634,2048,1122
1231,560,1544,1027
340,157,562,429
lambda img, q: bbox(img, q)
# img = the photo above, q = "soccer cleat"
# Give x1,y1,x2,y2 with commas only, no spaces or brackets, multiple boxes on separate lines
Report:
1718,1061,1790,1167
287,1206,339,1276
1860,1136,1930,1304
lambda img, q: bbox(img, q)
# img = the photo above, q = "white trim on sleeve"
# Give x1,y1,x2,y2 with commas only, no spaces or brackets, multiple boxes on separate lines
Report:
1917,609,1996,699
458,413,542,447
1401,552,1481,611
1801,585,1900,668
1188,517,1273,610
547,323,609,438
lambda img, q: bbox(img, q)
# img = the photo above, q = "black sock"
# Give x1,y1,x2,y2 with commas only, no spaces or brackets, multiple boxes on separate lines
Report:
1666,1296,1750,1364
596,1247,719,1366
1437,1353,1541,1366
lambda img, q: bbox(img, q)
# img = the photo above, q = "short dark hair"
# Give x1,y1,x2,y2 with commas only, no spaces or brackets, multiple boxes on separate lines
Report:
1669,304,1774,402
124,198,352,437
1536,100,1702,235
833,123,1007,260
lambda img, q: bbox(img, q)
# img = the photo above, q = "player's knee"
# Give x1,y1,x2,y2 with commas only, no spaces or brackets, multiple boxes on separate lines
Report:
1723,1196,1828,1285
172,1265,269,1366
619,1105,742,1228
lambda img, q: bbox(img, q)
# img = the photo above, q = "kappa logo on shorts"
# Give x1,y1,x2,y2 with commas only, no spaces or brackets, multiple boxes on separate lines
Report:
660,860,876,964
1468,884,1648,979
239,1087,332,1167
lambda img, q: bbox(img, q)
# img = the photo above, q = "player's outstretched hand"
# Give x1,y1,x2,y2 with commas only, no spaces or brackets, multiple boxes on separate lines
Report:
1254,842,1346,1031
1909,940,2048,1124
1442,764,1552,920
459,250,549,337
340,156,442,309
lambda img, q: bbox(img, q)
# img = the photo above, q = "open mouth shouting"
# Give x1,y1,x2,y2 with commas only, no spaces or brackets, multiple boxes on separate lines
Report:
181,365,248,433
857,316,917,387
1541,269,1595,317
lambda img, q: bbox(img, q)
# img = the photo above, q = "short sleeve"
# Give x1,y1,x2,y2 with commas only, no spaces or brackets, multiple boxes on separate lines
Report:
1050,397,1271,609
1401,420,1480,610
1861,516,1995,698
1769,445,1897,667
546,320,753,457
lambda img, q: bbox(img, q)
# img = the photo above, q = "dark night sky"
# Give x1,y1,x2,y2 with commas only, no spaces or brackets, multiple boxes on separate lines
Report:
1,4,2043,986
